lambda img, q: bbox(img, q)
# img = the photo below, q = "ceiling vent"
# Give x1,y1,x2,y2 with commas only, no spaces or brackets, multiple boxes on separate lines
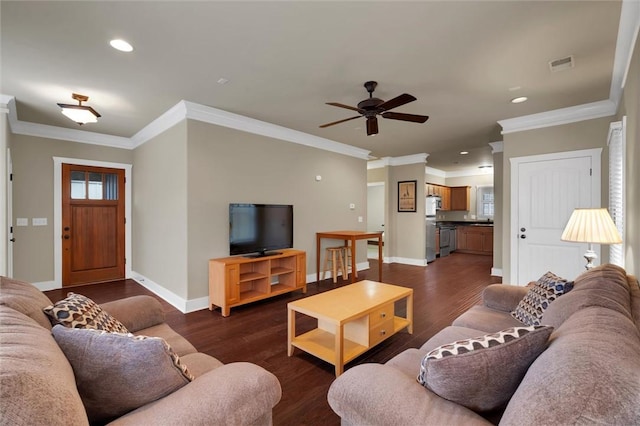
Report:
549,55,574,72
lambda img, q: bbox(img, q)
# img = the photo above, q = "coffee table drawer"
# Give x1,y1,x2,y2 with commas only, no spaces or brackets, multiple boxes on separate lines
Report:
369,318,395,346
369,303,394,327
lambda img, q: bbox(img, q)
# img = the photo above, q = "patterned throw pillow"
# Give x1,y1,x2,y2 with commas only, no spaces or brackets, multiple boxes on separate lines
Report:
511,271,573,326
417,326,553,412
43,292,129,333
52,326,194,424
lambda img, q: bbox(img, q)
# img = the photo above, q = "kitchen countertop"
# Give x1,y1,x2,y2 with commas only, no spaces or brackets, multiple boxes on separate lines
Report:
436,221,494,227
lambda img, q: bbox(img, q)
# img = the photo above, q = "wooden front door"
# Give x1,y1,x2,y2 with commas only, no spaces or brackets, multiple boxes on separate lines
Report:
62,164,125,286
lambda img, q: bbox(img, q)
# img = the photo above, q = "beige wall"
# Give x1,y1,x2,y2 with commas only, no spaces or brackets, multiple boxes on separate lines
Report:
501,117,611,283
0,112,8,276
492,151,504,272
132,121,189,299
367,167,386,183
618,35,639,275
388,163,426,262
9,134,132,283
186,120,368,300
425,171,445,185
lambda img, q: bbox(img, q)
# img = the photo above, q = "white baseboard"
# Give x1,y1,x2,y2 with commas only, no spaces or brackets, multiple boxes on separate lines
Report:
131,271,208,314
306,261,370,282
32,280,59,291
491,267,503,277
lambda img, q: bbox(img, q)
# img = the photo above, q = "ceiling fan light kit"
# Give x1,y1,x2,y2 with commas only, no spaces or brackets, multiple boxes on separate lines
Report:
320,81,429,136
57,93,101,125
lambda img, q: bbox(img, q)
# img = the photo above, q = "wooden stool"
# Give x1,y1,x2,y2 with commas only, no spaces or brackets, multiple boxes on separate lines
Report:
322,246,347,284
340,246,358,279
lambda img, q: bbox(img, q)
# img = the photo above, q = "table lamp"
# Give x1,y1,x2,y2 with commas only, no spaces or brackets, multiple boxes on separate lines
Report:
561,208,622,270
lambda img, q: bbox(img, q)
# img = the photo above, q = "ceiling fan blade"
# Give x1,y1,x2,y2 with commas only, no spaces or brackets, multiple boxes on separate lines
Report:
381,112,429,123
378,93,416,112
326,102,361,112
366,116,378,136
319,115,361,128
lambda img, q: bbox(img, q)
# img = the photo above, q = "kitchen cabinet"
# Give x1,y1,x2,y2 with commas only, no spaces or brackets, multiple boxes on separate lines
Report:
450,186,470,211
425,183,451,210
456,225,493,255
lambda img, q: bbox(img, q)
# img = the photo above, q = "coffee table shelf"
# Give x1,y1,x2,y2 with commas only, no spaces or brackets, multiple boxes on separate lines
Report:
288,280,413,376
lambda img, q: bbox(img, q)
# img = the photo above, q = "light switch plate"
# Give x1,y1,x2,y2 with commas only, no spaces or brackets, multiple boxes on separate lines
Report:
32,218,47,226
16,218,28,226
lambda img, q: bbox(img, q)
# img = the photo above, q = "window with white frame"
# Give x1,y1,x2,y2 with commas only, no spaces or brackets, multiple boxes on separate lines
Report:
477,186,494,219
608,118,625,267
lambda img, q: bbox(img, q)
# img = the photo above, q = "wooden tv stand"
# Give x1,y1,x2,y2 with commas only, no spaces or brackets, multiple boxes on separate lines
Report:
209,249,306,316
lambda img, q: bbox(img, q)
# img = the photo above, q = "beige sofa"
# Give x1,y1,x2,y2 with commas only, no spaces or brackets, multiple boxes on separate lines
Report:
0,276,282,425
328,264,640,425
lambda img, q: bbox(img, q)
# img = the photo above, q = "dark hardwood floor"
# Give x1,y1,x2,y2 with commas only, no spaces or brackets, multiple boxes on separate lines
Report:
45,252,500,426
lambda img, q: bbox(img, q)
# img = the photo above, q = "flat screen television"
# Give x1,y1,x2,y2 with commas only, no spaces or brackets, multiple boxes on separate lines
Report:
229,203,293,257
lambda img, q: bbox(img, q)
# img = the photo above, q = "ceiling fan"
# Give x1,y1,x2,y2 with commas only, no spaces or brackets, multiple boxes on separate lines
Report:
320,81,429,136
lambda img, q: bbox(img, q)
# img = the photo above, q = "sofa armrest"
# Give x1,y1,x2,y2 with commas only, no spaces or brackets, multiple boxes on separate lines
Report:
100,296,165,333
109,362,282,426
482,284,529,312
328,364,491,426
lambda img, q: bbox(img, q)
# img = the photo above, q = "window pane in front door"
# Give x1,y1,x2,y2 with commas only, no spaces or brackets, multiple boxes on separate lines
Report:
88,172,103,200
71,171,86,199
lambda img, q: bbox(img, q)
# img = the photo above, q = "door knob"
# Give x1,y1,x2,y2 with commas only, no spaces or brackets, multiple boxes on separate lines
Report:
9,238,15,242
520,234,526,239
64,226,70,231
63,235,70,239
520,227,526,232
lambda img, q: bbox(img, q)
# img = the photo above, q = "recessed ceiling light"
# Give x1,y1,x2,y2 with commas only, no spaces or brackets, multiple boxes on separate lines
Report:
217,78,229,85
110,39,133,52
511,96,528,104
460,151,469,155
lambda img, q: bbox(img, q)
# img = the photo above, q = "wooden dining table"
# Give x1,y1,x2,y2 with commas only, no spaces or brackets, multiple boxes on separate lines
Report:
316,230,384,284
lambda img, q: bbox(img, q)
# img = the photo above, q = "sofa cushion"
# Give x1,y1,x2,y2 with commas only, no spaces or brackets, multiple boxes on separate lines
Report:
44,292,129,333
542,263,632,328
0,276,54,329
502,307,640,424
511,271,573,326
0,306,88,425
417,325,553,412
52,326,194,424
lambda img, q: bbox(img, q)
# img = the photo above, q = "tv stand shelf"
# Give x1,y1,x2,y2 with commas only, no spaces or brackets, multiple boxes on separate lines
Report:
209,249,306,317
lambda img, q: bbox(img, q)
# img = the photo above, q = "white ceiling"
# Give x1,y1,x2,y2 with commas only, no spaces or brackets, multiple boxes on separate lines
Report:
0,1,631,172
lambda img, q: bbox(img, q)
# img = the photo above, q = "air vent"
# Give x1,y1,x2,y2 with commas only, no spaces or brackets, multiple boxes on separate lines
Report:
549,55,574,72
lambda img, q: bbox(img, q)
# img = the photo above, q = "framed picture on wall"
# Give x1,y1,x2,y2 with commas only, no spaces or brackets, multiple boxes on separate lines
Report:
398,180,417,212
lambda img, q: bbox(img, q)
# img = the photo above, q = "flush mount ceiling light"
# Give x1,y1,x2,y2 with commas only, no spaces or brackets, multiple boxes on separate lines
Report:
460,151,469,155
57,93,101,125
511,96,528,104
110,39,133,52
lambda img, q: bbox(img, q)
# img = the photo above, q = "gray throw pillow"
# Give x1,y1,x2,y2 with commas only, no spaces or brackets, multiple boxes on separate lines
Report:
52,326,194,424
417,325,553,412
511,271,573,326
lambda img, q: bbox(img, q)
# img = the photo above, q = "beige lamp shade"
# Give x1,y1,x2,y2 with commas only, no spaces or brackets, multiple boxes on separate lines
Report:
561,208,622,244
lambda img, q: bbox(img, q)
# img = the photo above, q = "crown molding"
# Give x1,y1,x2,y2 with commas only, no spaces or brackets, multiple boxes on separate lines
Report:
367,153,428,169
489,141,503,153
182,101,371,160
424,166,446,177
612,0,640,106
2,97,370,159
498,100,617,135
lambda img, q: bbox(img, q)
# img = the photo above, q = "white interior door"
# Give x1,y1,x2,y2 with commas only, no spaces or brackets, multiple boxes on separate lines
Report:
513,150,599,283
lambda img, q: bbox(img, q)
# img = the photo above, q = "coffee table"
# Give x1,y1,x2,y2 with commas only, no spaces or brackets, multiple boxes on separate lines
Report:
287,280,413,376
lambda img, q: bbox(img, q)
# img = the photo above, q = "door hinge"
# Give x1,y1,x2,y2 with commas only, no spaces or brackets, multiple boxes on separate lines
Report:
124,217,127,224
9,173,13,181
590,168,592,176
124,258,126,265
124,177,126,184
10,226,13,233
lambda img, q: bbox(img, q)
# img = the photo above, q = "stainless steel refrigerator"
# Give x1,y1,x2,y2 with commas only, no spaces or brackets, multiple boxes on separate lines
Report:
426,196,440,263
